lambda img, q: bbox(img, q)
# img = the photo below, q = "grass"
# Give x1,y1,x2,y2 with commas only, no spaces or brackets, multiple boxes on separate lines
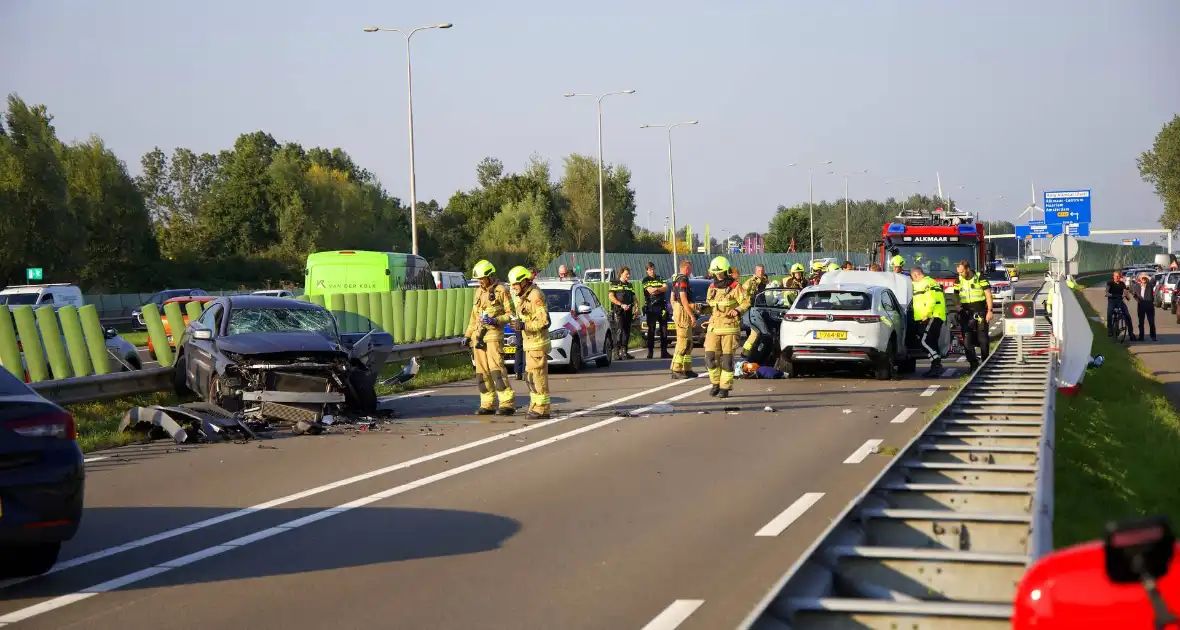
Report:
1052,291,1180,546
119,330,149,347
70,352,477,453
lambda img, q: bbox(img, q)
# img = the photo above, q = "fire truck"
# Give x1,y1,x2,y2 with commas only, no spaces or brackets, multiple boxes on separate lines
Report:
876,207,992,316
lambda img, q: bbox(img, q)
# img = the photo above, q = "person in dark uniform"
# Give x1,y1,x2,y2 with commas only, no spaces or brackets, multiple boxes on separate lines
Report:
608,266,636,360
641,262,671,359
953,260,993,371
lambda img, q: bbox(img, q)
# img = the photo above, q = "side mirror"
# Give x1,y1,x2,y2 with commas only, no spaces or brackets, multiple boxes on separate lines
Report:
576,304,593,315
192,329,213,341
103,328,118,340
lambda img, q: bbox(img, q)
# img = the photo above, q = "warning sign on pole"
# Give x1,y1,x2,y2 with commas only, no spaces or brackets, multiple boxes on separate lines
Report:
1003,300,1036,336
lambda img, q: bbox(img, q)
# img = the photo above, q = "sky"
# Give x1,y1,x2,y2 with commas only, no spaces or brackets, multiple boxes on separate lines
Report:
2,0,1178,246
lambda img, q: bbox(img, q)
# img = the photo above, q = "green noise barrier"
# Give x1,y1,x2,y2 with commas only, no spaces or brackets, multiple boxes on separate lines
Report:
35,306,72,380
390,290,405,344
79,305,110,376
425,290,439,340
57,306,92,379
13,307,47,382
142,304,173,367
414,289,428,342
404,290,419,343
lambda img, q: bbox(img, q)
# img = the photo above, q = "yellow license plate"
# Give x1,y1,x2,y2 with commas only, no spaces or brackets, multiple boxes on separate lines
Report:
815,331,848,340
504,346,516,355
667,324,677,330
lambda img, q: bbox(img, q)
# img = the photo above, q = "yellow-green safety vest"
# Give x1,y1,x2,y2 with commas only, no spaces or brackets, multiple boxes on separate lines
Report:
955,274,990,304
913,276,947,321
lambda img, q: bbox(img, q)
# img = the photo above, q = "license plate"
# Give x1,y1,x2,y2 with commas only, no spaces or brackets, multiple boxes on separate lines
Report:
504,346,516,355
815,331,848,340
667,324,677,330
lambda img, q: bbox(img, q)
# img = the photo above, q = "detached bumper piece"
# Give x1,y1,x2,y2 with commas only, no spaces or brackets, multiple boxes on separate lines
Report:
119,403,259,445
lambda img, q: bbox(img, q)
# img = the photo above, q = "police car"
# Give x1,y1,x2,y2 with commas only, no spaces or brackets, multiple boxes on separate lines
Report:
501,280,613,372
986,268,1015,306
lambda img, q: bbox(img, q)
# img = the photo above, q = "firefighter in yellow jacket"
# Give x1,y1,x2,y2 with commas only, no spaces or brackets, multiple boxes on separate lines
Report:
704,256,750,399
739,264,771,358
463,260,515,415
508,266,552,419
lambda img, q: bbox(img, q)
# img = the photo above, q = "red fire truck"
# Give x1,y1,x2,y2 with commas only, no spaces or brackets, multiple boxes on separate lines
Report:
876,207,991,315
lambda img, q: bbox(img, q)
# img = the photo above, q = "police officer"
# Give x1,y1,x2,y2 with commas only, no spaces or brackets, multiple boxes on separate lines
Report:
739,265,771,357
642,262,671,359
669,258,699,379
608,266,636,360
704,256,750,398
463,260,515,415
953,259,993,370
910,266,947,378
508,266,552,419
891,254,906,275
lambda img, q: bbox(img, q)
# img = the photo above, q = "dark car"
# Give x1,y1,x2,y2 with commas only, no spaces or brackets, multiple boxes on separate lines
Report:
132,288,208,330
639,278,715,346
0,368,83,578
173,296,394,425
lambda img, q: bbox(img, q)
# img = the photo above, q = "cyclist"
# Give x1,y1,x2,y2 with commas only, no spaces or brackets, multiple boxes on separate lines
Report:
1104,271,1132,338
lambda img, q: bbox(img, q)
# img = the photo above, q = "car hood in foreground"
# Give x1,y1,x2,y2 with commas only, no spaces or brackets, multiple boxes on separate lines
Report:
214,331,344,356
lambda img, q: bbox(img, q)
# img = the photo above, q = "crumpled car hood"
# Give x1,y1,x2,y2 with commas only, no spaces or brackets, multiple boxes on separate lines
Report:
215,331,345,356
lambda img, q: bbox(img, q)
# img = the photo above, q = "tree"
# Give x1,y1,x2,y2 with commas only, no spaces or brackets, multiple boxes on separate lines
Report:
1137,114,1180,231
765,205,808,253
559,153,636,251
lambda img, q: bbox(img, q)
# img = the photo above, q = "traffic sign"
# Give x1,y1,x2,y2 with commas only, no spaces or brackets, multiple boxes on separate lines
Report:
1049,233,1080,262
26,267,42,282
1016,224,1052,239
1003,299,1036,336
1044,189,1091,225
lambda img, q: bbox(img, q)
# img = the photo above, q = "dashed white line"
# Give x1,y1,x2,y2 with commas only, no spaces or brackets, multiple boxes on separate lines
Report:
956,355,967,363
1,378,702,590
843,439,883,464
0,383,715,626
920,385,940,397
755,492,825,537
940,367,958,378
82,456,108,463
381,389,437,400
641,599,706,630
890,407,918,424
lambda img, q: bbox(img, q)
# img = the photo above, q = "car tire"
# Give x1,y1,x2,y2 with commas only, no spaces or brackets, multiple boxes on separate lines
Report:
567,339,582,373
173,354,191,396
0,542,61,579
875,339,897,381
596,334,613,368
898,357,918,374
207,373,241,412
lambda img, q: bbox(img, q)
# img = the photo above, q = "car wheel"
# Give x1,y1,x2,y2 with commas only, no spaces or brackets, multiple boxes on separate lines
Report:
207,373,241,412
567,339,582,373
173,354,191,396
875,339,897,381
0,542,61,579
596,334,613,368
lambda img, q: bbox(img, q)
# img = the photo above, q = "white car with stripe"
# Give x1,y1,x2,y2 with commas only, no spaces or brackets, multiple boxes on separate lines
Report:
502,280,613,371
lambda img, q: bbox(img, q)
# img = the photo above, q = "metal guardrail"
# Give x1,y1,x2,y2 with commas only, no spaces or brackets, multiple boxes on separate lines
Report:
740,304,1056,629
32,337,466,406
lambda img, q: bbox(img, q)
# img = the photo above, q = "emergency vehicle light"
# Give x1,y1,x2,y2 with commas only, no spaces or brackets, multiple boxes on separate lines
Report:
958,224,978,235
887,223,906,234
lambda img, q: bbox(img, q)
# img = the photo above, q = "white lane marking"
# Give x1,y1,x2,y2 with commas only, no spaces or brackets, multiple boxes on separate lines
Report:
920,385,940,397
890,407,918,424
83,456,108,463
956,355,967,363
381,389,437,400
2,377,700,589
0,384,714,625
843,439,882,464
641,599,706,630
940,368,958,378
754,492,825,537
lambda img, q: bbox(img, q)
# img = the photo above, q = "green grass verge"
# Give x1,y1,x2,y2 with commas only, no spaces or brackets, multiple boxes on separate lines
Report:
1053,291,1180,546
70,352,476,453
120,331,149,347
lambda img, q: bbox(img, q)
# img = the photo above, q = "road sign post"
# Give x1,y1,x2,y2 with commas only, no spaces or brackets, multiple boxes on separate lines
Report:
26,267,42,282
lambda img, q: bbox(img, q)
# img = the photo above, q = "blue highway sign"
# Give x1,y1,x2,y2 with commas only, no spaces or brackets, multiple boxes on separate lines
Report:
1044,189,1091,224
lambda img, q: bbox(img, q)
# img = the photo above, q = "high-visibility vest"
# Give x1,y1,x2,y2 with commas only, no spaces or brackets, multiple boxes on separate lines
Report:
956,274,990,305
913,276,946,321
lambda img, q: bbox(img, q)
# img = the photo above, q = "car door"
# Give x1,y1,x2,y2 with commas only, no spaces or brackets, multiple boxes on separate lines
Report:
583,286,609,354
186,302,222,397
880,290,904,357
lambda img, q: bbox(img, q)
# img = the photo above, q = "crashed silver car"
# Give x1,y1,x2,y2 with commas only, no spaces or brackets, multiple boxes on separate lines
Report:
171,295,393,429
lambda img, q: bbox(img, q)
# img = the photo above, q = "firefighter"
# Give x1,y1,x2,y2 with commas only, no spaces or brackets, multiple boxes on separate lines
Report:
891,254,906,274
608,267,636,360
781,263,807,305
953,259,993,371
704,256,750,398
463,260,515,415
808,260,825,285
642,262,671,359
508,266,552,419
668,258,699,379
739,265,771,357
910,266,947,378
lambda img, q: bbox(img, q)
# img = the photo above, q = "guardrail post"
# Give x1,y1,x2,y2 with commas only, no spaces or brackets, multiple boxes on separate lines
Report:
79,305,110,376
35,305,73,379
142,303,173,367
0,308,22,379
425,289,439,340
403,290,418,343
414,289,428,342
58,305,93,378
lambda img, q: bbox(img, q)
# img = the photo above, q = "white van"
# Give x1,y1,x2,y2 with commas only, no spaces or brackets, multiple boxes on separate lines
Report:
0,284,84,311
432,271,468,289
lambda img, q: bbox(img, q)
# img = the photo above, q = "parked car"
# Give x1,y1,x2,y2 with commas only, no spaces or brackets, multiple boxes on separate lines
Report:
132,289,208,330
0,368,83,578
1156,272,1179,309
1004,264,1020,282
251,289,295,298
582,268,615,283
431,271,468,290
174,296,393,421
0,284,84,311
148,296,216,360
638,278,714,347
987,268,1015,305
501,280,612,372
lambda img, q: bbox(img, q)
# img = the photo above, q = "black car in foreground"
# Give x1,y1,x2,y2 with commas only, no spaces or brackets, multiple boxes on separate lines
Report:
0,368,83,578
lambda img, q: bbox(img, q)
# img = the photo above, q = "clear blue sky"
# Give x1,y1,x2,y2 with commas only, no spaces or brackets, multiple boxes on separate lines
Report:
3,0,1178,244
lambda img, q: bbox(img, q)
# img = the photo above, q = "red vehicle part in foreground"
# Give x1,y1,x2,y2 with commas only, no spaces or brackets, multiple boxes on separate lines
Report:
1012,540,1180,629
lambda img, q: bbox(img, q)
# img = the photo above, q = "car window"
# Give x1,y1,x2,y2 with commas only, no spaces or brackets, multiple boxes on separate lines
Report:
880,291,898,313
196,303,220,330
0,293,38,306
38,293,53,304
542,289,571,312
226,307,339,339
795,290,872,311
986,270,1009,282
574,287,592,308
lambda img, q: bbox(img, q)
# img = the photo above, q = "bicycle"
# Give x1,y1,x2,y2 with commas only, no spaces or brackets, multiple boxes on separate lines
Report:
1109,305,1130,344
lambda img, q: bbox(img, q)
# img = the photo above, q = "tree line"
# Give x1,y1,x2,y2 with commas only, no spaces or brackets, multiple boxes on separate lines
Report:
1138,113,1179,233
0,94,665,292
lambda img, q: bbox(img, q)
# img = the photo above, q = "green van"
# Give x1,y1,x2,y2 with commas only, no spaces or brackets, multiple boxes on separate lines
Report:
304,251,435,296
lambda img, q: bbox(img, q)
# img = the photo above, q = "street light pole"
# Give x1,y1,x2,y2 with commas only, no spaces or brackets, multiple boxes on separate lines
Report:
564,90,636,280
364,23,453,256
641,121,699,276
827,169,868,262
789,161,832,263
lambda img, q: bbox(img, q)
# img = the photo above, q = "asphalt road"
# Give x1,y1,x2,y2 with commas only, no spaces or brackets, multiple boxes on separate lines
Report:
0,282,1040,630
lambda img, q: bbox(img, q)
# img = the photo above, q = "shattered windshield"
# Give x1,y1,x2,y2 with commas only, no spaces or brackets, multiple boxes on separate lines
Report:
226,308,339,339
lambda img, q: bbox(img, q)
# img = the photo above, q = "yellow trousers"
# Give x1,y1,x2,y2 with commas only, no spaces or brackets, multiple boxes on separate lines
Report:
669,303,695,373
525,349,550,414
704,332,738,390
473,340,515,409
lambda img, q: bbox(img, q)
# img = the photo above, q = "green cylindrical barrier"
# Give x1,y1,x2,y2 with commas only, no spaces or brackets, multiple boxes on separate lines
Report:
343,293,359,333
310,294,326,308
184,300,203,325
79,305,110,376
414,289,428,342
163,301,186,358
464,288,476,335
404,290,419,344
58,306,92,378
424,290,438,340
436,290,450,338
391,291,406,344
296,295,310,302
0,308,22,379
356,292,372,332
202,301,213,311
443,289,456,337
13,307,47,382
142,303,173,367
329,293,346,332
368,292,383,332
35,306,72,380
379,292,395,336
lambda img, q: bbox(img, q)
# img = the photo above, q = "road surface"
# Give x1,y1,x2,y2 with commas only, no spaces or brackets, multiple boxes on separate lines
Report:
0,283,1038,630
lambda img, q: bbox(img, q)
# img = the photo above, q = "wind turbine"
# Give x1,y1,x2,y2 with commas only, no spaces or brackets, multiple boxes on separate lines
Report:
1017,182,1044,259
